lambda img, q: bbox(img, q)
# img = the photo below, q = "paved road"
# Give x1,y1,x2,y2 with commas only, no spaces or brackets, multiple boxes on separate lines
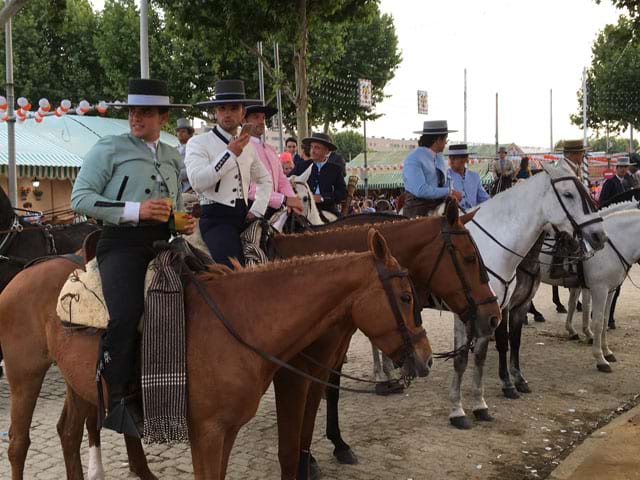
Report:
1,272,639,479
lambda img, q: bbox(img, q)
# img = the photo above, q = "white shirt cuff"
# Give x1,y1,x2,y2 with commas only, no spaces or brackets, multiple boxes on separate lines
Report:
120,201,140,224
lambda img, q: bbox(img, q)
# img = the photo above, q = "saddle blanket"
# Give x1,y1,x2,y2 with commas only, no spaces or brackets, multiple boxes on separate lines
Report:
56,258,157,329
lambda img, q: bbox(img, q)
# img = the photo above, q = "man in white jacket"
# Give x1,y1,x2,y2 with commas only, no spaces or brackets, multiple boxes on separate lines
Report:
186,79,272,266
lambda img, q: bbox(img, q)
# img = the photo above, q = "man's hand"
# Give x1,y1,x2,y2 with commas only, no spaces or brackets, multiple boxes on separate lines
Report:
313,194,323,204
449,190,463,202
228,133,250,157
178,216,197,235
139,199,171,222
285,196,304,214
246,212,258,223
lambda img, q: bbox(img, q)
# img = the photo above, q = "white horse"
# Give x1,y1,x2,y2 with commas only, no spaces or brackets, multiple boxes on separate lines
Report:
539,208,639,372
288,165,338,224
446,163,606,428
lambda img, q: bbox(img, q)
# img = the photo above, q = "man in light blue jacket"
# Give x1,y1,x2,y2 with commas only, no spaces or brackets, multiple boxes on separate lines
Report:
402,120,462,217
446,143,490,211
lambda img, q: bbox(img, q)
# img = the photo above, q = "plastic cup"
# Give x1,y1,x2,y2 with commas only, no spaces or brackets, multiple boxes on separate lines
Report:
174,211,191,233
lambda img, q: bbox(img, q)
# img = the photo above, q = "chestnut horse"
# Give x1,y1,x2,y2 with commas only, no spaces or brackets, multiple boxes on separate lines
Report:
57,198,501,480
0,229,432,480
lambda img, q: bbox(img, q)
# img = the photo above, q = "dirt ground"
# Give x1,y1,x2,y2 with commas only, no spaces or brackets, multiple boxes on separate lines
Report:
0,270,639,479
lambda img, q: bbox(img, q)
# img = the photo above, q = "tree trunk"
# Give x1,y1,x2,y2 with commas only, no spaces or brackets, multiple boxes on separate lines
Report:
293,0,309,139
323,119,330,134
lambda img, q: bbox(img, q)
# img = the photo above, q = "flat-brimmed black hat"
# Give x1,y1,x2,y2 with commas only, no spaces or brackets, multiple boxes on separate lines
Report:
245,104,278,119
106,79,191,108
196,79,262,108
447,143,474,157
302,132,337,152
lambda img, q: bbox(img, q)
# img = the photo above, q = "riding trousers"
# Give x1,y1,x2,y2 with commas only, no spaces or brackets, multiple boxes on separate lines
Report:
97,225,169,385
199,200,248,268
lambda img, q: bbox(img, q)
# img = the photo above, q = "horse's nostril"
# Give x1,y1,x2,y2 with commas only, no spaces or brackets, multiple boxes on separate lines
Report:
427,357,434,369
490,315,500,329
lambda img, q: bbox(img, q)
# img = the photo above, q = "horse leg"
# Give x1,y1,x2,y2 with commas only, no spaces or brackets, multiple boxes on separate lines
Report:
608,286,621,329
581,289,594,343
219,426,241,479
371,343,383,381
602,291,616,363
471,336,493,420
590,288,612,372
124,435,157,480
371,345,399,395
509,308,530,393
449,316,471,429
553,286,566,313
325,367,357,465
273,369,312,480
56,386,91,480
529,302,545,322
0,345,4,378
564,288,580,340
495,309,518,399
84,412,106,480
190,428,224,480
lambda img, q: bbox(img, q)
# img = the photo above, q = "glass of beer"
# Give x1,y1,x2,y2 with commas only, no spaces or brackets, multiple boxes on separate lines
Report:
173,211,191,233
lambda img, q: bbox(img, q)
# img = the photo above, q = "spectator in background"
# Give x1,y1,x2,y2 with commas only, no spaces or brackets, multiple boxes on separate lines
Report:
175,118,195,192
285,136,305,171
361,199,376,213
516,156,532,180
280,151,295,176
629,153,640,188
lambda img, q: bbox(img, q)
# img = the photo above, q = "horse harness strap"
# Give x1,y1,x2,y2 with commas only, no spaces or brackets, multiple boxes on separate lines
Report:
607,238,633,274
185,260,420,394
548,175,603,233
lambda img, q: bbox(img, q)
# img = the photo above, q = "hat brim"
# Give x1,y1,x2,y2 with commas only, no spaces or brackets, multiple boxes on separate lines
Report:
447,151,475,157
302,137,337,151
196,99,262,108
245,106,278,118
176,126,195,132
106,102,191,109
413,129,458,134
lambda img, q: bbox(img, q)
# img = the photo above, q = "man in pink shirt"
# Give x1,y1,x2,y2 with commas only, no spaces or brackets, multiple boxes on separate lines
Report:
246,104,303,217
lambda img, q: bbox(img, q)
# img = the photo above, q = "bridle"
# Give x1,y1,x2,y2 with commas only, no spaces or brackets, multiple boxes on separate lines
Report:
186,255,426,394
0,213,58,267
425,217,497,358
547,172,603,239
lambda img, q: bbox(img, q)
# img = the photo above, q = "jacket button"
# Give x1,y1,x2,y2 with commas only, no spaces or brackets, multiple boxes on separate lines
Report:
231,199,235,204
145,188,151,194
232,188,237,192
234,175,239,179
151,175,156,180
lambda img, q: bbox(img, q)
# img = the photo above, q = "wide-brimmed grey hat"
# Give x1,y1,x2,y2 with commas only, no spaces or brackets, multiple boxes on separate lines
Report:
447,143,474,157
414,120,457,135
613,156,631,166
563,139,591,153
302,132,337,151
175,118,194,133
106,79,191,108
196,79,262,108
498,146,508,154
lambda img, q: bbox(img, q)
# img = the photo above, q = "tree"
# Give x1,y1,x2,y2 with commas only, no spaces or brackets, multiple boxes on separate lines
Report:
555,136,637,153
154,0,396,137
334,130,364,160
572,15,640,132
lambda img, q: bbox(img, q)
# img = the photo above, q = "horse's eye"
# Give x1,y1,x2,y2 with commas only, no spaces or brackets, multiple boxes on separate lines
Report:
303,196,309,202
562,192,574,199
464,255,476,263
400,292,412,304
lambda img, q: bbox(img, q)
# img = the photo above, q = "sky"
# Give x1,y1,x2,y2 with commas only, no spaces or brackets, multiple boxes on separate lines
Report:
89,0,624,148
374,0,622,147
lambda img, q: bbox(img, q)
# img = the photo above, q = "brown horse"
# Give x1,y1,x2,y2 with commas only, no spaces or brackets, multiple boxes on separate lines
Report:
0,229,431,480
59,198,501,480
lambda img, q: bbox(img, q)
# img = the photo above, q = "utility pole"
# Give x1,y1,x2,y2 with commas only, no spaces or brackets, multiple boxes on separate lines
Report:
257,42,265,102
495,92,499,154
139,0,149,78
5,17,16,206
581,68,589,187
273,42,284,152
549,88,553,151
464,68,467,143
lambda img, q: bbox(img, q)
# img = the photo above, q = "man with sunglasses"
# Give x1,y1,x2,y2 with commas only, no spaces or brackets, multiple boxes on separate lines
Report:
402,120,462,217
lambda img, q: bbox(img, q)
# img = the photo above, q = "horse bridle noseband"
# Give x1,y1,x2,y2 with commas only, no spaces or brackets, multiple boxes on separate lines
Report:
187,256,425,394
548,174,603,237
425,216,497,331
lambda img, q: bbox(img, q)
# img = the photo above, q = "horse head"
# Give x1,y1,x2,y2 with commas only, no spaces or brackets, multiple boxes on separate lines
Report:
288,166,325,226
351,229,432,380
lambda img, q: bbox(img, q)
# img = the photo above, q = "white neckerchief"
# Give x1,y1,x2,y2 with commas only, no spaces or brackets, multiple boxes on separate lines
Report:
145,139,159,158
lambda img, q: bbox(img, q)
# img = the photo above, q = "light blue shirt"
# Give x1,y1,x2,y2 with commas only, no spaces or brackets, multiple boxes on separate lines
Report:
313,160,327,194
402,147,449,200
447,167,490,211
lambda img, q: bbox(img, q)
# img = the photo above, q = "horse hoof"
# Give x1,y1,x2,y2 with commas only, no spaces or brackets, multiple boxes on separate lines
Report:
569,334,580,341
0,365,3,379
515,382,532,394
597,364,613,373
604,354,617,363
473,408,494,422
556,305,568,314
333,448,358,465
502,387,520,399
608,323,617,330
587,338,594,345
534,314,545,323
374,380,404,396
450,416,472,430
576,303,583,312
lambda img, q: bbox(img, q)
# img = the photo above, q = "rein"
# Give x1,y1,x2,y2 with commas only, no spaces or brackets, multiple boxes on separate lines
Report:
185,258,423,394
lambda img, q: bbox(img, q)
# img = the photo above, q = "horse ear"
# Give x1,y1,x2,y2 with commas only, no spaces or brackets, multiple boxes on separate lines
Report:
296,164,313,183
445,198,459,226
460,210,477,224
368,228,391,263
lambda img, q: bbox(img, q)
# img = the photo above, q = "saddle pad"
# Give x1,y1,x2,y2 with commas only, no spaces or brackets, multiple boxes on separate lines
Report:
56,258,156,329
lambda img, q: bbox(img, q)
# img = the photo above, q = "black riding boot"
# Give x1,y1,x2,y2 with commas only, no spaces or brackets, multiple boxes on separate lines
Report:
103,383,144,438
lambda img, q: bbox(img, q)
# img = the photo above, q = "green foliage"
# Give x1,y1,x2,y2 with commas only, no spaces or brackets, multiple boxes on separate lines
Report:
555,136,637,153
573,15,640,132
334,130,364,160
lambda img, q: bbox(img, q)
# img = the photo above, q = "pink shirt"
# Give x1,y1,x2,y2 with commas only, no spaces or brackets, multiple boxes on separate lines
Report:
248,138,295,208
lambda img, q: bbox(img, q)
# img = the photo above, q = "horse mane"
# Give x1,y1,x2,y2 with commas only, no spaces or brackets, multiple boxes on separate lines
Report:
278,215,438,239
599,199,637,214
198,251,362,279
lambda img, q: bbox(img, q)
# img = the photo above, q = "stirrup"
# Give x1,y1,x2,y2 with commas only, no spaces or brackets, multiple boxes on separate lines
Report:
102,395,144,438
